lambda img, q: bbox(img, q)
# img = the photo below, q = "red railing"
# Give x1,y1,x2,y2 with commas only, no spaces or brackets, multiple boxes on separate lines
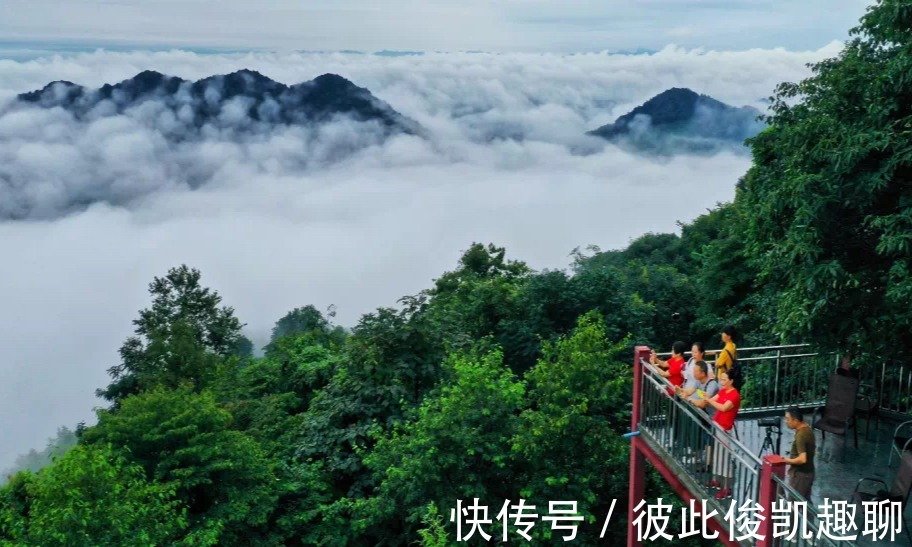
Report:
628,346,844,547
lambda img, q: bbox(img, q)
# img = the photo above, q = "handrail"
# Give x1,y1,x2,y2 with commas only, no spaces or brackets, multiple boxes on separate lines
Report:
648,344,840,412
654,343,813,358
734,352,833,362
650,338,912,418
635,344,866,546
769,473,843,547
641,361,762,467
637,357,767,543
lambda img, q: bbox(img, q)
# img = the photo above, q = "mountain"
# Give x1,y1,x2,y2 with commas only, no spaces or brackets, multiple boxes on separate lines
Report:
1,70,422,220
17,69,420,135
588,88,764,154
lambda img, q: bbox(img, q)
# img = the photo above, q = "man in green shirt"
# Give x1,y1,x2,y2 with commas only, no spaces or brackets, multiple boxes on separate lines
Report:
783,406,815,500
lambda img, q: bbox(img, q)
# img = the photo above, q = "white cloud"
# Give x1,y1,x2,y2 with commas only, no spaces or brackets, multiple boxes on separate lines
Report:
0,0,871,52
0,45,836,468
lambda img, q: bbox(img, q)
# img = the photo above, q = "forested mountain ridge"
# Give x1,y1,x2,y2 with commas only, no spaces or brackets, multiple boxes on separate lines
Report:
588,87,765,154
3,0,912,544
17,69,420,134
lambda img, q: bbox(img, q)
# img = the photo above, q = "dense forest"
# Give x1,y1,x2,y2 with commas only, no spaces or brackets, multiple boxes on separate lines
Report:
2,0,910,544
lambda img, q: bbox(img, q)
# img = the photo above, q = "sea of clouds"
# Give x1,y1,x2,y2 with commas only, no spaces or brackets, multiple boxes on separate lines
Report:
0,44,842,468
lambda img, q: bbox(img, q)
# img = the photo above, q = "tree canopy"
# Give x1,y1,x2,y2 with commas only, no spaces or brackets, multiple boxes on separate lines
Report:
738,0,912,357
5,3,909,544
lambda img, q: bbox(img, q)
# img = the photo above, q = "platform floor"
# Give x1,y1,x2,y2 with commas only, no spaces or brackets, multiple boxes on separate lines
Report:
735,414,911,546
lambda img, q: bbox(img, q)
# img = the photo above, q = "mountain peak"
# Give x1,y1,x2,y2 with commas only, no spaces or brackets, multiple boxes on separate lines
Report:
132,69,167,82
16,70,419,134
652,87,700,100
230,68,269,78
312,73,355,87
588,87,764,154
18,80,83,103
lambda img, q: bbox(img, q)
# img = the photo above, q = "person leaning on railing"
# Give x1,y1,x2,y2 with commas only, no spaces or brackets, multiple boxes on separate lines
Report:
650,341,687,394
684,341,712,381
677,360,719,472
679,361,719,415
706,325,738,375
700,369,742,500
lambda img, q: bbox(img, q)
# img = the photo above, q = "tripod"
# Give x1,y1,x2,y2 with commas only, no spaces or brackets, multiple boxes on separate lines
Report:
758,424,782,458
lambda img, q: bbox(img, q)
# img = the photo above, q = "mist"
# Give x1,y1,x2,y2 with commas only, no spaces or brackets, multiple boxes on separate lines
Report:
0,44,838,468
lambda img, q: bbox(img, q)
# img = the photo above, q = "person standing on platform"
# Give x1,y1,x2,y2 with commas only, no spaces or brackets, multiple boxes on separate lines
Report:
783,406,816,501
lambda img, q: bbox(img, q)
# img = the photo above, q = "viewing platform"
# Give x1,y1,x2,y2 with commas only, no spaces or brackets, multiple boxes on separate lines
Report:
628,344,912,547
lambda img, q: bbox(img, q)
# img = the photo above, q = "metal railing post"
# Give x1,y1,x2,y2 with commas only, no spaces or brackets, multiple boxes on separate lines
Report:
774,349,781,408
757,455,787,547
881,361,888,413
628,346,650,547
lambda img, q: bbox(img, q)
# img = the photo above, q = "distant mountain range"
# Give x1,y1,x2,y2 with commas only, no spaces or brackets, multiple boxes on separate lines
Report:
588,87,765,154
16,69,420,136
4,74,764,220
15,73,760,156
2,70,422,220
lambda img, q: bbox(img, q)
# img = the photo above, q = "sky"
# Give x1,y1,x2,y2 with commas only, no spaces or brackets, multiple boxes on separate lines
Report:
0,1,874,470
0,0,871,54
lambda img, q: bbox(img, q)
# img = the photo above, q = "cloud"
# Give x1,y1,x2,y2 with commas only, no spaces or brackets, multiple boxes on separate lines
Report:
0,0,871,52
0,45,835,468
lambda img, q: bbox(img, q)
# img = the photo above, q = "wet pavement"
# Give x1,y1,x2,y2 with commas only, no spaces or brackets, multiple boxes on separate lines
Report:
736,413,911,546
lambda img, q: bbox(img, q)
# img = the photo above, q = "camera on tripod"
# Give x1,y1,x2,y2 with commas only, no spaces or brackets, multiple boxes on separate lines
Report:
757,417,782,457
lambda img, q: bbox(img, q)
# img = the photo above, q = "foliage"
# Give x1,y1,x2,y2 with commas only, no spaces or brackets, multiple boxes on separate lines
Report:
0,444,185,546
295,292,450,501
264,305,346,355
82,387,278,544
738,0,912,358
1,427,77,482
513,313,631,543
361,346,524,543
98,265,244,403
416,504,451,547
233,335,255,358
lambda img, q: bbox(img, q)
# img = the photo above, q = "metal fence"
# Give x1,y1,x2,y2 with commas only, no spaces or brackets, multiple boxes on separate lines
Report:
733,346,837,412
656,344,912,417
639,360,764,525
768,474,842,547
865,361,912,415
637,351,850,546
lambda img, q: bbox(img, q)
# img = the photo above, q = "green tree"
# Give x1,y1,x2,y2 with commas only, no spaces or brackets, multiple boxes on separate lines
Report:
496,269,581,371
680,203,776,346
0,444,185,546
213,336,345,545
513,313,631,543
415,504,450,547
233,335,255,358
265,305,346,355
739,0,912,358
361,346,524,544
82,388,277,544
1,427,77,481
570,258,655,344
222,337,342,462
425,243,531,347
98,265,245,403
296,295,448,501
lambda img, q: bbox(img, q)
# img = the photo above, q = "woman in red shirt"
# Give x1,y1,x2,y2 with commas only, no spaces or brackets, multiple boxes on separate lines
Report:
650,341,687,393
701,369,741,499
